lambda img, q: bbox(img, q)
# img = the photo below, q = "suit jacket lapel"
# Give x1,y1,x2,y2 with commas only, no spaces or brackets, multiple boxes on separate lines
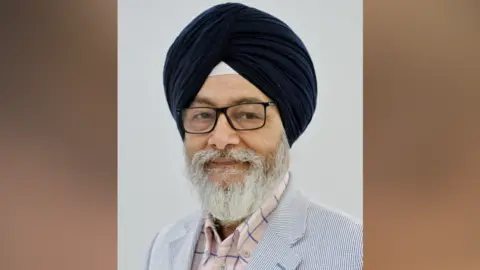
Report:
247,176,308,270
247,232,302,270
168,212,204,270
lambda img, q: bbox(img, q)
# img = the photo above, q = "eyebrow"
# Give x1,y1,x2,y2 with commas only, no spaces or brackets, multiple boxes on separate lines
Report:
191,96,267,107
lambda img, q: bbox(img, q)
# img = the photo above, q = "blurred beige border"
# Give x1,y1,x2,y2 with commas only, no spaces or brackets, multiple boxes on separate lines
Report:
364,0,480,269
0,1,117,270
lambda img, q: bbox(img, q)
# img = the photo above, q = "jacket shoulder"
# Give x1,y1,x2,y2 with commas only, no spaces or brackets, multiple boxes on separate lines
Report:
306,200,362,245
307,201,362,232
300,199,363,268
145,212,202,270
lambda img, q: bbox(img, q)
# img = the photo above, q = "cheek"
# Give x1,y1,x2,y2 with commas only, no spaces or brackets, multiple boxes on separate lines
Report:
184,134,209,155
245,117,283,153
240,132,281,156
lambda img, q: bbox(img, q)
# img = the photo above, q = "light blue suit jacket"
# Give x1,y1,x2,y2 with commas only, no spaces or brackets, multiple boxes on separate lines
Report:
146,181,363,270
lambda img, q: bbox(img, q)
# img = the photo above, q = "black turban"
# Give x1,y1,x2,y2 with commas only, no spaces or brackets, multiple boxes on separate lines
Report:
163,2,317,147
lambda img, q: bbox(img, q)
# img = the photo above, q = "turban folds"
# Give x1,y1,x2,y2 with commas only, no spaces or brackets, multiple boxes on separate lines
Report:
163,3,317,146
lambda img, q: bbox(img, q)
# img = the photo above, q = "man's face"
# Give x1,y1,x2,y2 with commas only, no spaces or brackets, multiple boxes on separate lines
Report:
184,74,289,222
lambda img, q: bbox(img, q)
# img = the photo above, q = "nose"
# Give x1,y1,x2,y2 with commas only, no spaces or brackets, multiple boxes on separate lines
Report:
207,114,240,150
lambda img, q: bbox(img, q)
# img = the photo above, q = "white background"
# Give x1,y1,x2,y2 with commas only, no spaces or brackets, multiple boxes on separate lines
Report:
118,1,362,269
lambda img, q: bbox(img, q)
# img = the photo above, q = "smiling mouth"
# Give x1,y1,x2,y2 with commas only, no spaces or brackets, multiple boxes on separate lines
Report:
209,158,240,166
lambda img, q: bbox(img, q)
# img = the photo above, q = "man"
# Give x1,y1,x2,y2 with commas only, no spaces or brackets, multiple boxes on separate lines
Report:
147,3,362,270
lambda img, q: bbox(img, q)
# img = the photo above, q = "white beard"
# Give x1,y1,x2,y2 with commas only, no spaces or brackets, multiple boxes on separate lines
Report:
185,134,289,223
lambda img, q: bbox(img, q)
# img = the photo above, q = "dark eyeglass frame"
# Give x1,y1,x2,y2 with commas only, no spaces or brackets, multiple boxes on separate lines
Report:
176,101,276,134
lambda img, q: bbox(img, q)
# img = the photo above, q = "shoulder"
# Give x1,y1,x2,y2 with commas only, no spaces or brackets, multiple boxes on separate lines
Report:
297,195,363,268
305,199,362,243
149,211,202,245
145,212,202,270
153,210,203,240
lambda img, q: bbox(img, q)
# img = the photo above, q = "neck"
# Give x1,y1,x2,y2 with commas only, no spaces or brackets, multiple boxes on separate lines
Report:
214,218,243,240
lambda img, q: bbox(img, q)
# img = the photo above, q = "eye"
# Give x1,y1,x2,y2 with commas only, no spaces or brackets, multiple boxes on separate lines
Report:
237,112,261,119
194,112,214,120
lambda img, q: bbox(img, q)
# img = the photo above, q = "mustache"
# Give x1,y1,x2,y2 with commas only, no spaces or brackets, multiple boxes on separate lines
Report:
191,148,264,166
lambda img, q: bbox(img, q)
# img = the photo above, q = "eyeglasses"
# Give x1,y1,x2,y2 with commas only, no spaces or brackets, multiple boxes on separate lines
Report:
177,102,276,134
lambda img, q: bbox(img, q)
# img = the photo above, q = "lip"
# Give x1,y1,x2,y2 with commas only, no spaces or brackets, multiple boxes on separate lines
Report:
210,158,239,165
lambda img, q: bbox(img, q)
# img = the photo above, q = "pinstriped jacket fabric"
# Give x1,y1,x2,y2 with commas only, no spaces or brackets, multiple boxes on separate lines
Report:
146,179,363,270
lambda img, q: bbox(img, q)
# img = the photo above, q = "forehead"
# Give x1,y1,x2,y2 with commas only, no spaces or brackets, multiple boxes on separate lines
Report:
193,74,270,106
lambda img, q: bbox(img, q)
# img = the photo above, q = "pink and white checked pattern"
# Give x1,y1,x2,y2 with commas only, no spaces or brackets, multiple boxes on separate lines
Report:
191,173,290,270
